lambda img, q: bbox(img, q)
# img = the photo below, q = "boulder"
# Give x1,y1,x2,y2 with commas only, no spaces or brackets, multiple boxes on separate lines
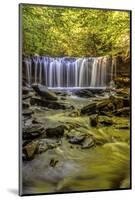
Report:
37,138,61,154
22,94,32,100
96,99,110,110
73,89,94,98
68,109,80,117
23,140,39,160
99,116,113,126
109,95,124,109
68,134,85,144
23,124,45,140
89,114,98,127
37,140,48,154
81,136,95,149
22,86,33,95
66,130,86,144
81,102,97,115
32,84,57,100
46,125,65,138
113,107,130,117
22,101,30,109
22,109,33,116
30,96,71,110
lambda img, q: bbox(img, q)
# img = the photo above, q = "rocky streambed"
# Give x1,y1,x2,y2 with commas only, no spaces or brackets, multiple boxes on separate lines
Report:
21,84,130,194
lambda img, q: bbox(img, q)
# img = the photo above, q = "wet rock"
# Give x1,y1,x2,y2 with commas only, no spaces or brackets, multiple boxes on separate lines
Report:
89,114,98,127
22,86,33,95
22,94,32,100
46,125,65,138
23,140,39,160
107,102,115,110
23,124,45,140
68,109,80,117
99,116,113,126
115,124,129,129
81,102,97,115
109,95,124,109
30,96,71,110
81,136,95,149
68,134,85,144
113,107,130,117
32,84,57,100
22,102,30,109
73,89,94,98
96,99,110,110
37,140,48,154
61,97,66,100
66,130,86,144
22,109,33,116
37,138,61,154
32,118,40,124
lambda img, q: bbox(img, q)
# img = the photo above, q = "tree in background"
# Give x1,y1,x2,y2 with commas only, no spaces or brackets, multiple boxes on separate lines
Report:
22,5,130,58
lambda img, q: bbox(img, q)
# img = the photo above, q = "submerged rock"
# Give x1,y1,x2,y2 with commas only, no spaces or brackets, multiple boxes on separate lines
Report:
32,84,58,100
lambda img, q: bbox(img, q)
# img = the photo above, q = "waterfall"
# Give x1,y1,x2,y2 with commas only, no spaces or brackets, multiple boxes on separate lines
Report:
24,58,32,86
23,56,115,89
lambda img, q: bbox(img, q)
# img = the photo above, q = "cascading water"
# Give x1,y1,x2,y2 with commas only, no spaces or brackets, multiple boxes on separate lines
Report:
23,56,115,89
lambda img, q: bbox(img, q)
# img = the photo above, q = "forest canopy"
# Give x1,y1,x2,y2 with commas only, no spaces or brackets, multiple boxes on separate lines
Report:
21,5,130,58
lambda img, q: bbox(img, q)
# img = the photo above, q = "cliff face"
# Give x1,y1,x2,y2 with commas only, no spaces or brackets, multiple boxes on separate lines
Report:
114,56,130,88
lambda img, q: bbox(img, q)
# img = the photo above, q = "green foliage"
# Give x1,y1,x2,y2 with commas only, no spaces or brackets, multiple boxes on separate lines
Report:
21,5,130,58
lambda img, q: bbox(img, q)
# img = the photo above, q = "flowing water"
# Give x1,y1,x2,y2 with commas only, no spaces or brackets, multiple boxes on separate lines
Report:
22,94,130,194
23,56,114,88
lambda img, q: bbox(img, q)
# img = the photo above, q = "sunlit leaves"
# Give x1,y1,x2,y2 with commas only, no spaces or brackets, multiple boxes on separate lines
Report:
21,5,130,58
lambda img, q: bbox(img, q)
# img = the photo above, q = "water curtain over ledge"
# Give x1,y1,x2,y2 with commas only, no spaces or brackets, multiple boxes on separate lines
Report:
23,56,116,89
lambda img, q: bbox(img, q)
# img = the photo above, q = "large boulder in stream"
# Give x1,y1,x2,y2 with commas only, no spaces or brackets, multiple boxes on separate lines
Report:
45,125,65,138
23,124,45,140
32,84,58,101
23,140,39,161
80,102,97,115
30,96,73,110
66,129,95,148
